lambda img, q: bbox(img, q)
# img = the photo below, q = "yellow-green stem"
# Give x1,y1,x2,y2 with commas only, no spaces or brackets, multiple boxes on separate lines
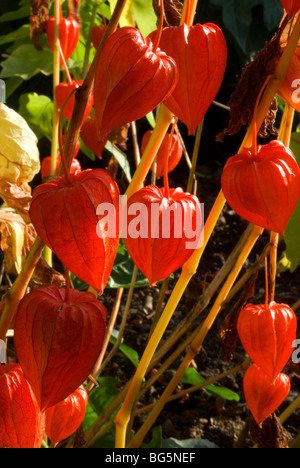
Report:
128,225,263,447
187,119,203,193
125,105,174,199
114,189,226,447
45,0,61,267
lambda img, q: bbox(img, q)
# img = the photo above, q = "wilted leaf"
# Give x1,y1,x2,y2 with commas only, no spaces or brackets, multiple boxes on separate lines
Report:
0,103,40,184
249,414,289,448
0,181,32,222
153,0,183,27
216,17,287,141
30,0,49,50
0,208,27,274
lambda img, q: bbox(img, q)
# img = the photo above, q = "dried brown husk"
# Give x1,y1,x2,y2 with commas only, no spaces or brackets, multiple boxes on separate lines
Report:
30,0,49,50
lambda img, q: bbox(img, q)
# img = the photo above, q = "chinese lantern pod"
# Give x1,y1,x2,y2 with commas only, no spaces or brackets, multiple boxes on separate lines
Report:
280,0,300,16
41,156,81,180
94,26,178,141
221,140,300,234
141,130,183,179
123,185,202,285
278,46,300,112
14,286,107,411
237,301,297,381
91,24,106,50
55,80,94,122
243,364,291,427
0,364,45,448
80,117,107,159
45,385,88,446
149,23,227,135
46,16,80,65
29,168,120,293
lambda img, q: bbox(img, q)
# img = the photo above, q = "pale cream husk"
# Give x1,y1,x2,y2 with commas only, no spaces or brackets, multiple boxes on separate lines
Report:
0,103,40,184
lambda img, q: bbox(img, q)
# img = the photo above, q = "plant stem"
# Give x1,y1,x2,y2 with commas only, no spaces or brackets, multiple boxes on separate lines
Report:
135,358,251,416
63,0,129,172
45,0,62,267
125,105,174,199
82,0,98,80
187,119,203,193
87,287,124,392
128,224,263,447
114,189,226,448
96,266,138,378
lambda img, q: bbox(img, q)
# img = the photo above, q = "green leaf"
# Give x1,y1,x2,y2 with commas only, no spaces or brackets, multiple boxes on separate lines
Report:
0,44,54,80
143,426,163,448
284,199,300,272
18,93,54,142
211,0,283,53
180,367,240,402
261,0,283,31
0,24,30,45
105,140,132,183
0,3,30,23
83,376,121,431
109,329,140,368
284,132,300,271
131,0,157,37
107,240,150,289
211,0,254,52
162,437,219,449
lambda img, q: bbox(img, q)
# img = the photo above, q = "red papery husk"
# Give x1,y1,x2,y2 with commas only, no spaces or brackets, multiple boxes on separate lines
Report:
93,26,178,141
280,0,300,16
80,117,107,159
29,169,120,293
41,156,81,180
14,286,107,411
221,140,300,234
237,301,297,381
141,130,183,179
45,385,88,446
46,16,80,65
91,24,106,50
149,22,228,135
0,363,45,448
55,80,94,122
123,185,202,286
243,363,291,427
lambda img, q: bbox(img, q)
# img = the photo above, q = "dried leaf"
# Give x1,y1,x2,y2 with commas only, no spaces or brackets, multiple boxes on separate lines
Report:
0,181,32,223
0,103,40,184
216,18,288,142
68,0,80,22
0,208,27,275
30,256,66,290
249,414,289,448
30,0,49,50
219,270,258,360
105,155,119,181
153,0,183,27
109,123,130,151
